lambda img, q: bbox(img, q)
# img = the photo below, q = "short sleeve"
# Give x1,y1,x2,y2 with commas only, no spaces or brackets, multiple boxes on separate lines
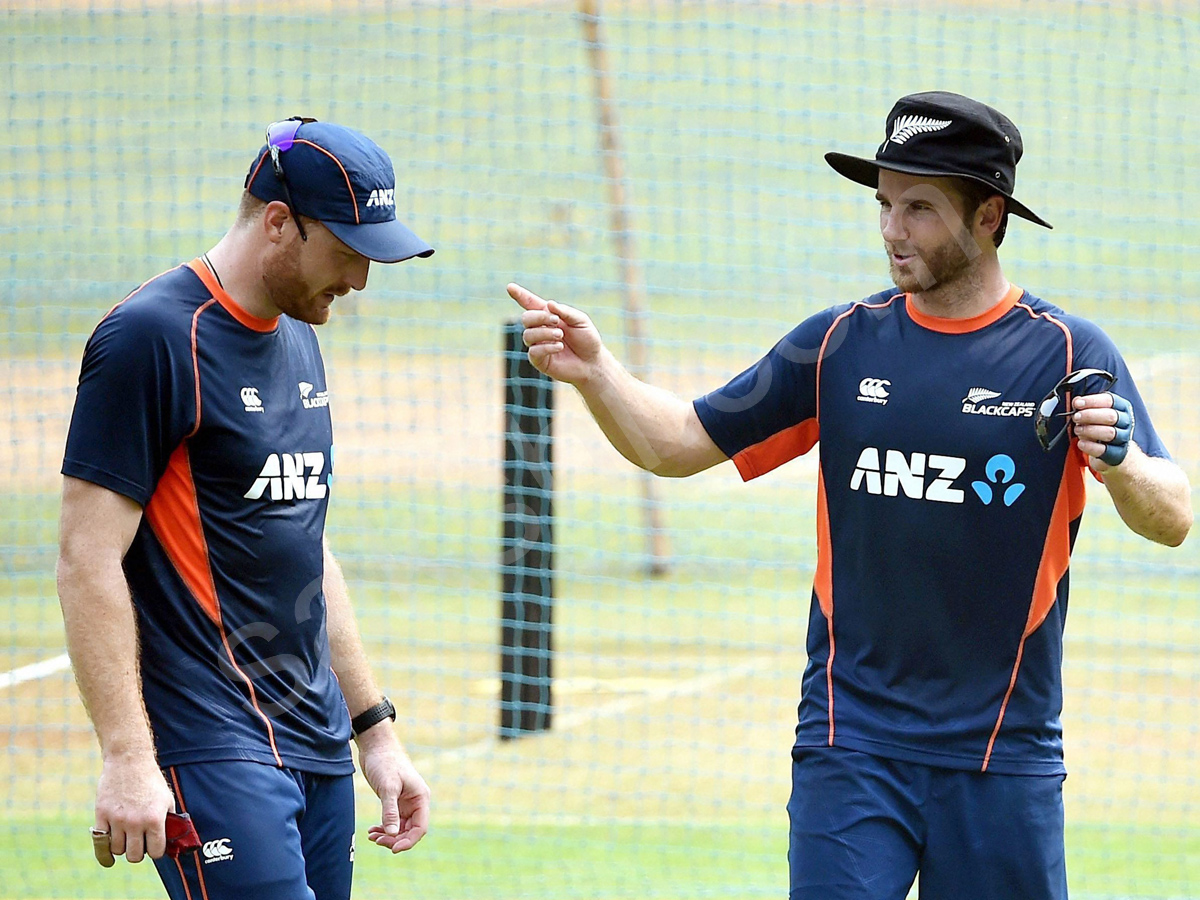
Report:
62,302,197,506
1064,315,1171,461
693,305,847,480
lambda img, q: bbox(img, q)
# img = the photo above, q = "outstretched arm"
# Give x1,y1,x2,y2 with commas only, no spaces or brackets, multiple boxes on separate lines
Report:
1072,394,1192,546
324,541,430,852
508,282,726,477
57,476,175,864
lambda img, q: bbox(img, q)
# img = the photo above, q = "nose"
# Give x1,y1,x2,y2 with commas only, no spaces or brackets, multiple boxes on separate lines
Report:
348,257,370,293
880,205,906,244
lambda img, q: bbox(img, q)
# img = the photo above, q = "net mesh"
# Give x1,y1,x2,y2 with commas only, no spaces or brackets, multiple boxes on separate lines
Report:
2,2,1197,897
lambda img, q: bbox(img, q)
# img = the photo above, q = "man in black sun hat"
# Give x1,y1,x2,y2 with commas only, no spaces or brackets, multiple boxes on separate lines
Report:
511,91,1191,898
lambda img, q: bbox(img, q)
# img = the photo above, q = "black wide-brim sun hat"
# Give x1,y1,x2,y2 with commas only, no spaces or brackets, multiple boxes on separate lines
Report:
825,91,1052,230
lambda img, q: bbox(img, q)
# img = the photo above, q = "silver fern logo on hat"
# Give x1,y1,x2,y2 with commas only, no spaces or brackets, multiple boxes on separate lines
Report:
887,115,952,147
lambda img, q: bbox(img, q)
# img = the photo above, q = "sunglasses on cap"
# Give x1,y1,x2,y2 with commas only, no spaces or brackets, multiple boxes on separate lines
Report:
1034,367,1117,451
265,116,318,241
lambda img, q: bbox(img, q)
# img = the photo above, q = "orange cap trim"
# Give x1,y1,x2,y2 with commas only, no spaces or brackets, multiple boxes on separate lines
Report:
906,283,1024,334
187,258,278,333
294,139,360,224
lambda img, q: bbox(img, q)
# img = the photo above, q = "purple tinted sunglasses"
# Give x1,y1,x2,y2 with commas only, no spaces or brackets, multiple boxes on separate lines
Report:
265,116,317,241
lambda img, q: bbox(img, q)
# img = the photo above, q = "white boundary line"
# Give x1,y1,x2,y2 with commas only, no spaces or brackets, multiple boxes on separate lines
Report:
415,655,780,771
0,653,70,689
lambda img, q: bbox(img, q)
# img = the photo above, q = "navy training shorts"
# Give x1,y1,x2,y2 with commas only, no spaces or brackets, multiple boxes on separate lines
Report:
787,745,1068,900
154,760,355,900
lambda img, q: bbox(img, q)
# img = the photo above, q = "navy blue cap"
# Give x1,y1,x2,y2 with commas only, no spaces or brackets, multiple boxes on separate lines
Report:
245,120,434,263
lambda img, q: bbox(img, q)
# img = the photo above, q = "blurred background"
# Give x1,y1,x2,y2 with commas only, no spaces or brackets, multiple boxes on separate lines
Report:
2,1,1197,897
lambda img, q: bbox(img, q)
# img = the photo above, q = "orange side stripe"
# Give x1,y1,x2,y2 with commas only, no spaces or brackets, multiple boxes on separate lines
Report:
814,467,833,620
172,854,195,900
731,418,818,481
146,445,221,626
982,637,1027,772
146,444,285,767
1026,460,1085,638
825,615,837,746
820,468,836,744
982,449,1085,771
187,298,216,439
809,296,898,746
169,767,203,900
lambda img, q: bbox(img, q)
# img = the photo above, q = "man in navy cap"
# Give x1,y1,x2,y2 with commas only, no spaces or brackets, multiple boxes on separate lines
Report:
58,118,432,899
511,92,1191,898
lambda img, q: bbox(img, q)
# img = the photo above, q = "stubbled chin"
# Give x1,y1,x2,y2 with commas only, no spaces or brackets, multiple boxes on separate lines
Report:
889,263,921,293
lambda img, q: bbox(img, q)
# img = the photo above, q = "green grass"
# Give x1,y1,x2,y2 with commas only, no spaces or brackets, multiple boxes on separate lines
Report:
1,817,1197,899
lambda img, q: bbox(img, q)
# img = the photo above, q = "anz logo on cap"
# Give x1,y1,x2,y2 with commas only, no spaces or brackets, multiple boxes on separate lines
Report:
366,188,395,208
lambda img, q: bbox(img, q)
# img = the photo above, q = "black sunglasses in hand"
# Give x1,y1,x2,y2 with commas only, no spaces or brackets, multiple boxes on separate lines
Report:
1034,367,1117,451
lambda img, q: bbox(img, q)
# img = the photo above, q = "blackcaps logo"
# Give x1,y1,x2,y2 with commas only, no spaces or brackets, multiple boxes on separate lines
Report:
961,387,1035,418
299,381,330,409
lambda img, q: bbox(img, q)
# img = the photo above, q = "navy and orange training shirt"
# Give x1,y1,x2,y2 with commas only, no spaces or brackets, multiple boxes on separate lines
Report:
63,260,352,774
694,285,1169,775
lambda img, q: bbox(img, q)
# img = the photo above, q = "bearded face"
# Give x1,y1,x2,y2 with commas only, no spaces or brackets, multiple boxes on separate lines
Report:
876,171,988,296
261,218,369,325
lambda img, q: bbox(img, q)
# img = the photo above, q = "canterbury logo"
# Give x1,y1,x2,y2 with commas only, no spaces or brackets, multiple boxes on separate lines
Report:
366,188,395,208
240,386,263,413
202,838,233,863
245,452,328,501
857,377,891,405
888,115,952,145
963,387,1002,404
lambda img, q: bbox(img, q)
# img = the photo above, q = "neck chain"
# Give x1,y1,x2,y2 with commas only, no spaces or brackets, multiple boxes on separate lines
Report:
201,253,225,290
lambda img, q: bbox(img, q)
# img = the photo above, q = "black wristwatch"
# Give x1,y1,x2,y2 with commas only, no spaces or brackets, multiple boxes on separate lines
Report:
350,696,396,737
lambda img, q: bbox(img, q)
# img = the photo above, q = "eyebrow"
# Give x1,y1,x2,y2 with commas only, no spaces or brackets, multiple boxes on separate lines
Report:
875,192,888,202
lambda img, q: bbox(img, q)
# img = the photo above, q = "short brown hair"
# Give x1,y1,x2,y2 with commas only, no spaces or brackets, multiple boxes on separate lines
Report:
236,191,267,224
954,178,1009,248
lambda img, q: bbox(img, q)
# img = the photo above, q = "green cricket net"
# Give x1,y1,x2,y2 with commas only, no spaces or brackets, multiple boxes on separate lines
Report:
2,2,1196,897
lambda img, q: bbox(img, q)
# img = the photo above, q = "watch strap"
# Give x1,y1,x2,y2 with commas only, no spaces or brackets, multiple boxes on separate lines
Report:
350,697,396,737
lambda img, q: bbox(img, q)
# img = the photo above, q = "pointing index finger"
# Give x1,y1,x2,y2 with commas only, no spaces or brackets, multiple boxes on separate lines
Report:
507,282,547,311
